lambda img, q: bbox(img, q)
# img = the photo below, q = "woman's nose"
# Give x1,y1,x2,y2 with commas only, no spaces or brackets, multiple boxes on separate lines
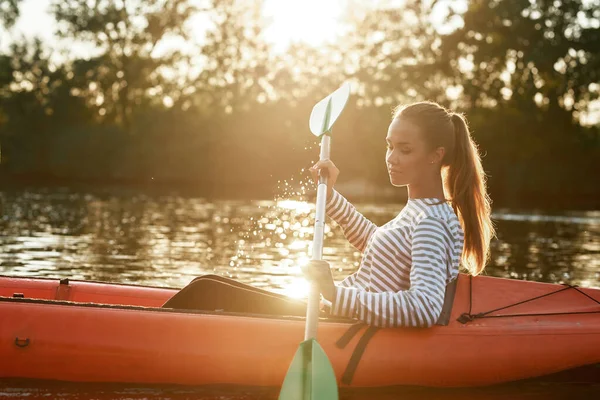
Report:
386,151,396,165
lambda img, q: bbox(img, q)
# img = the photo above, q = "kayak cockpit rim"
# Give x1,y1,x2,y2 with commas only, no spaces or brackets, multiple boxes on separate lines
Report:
0,274,182,291
0,295,357,323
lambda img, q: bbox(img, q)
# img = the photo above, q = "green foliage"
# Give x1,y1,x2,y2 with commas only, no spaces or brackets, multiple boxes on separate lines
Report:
0,0,20,29
441,0,600,113
50,0,199,131
437,0,600,207
0,0,598,209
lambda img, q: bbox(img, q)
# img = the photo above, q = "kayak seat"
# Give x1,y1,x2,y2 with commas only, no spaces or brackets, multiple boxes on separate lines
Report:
436,277,458,326
162,275,458,323
161,275,307,317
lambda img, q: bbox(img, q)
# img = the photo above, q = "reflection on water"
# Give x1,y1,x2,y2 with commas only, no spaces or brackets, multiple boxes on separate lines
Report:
1,187,598,293
0,187,599,399
490,208,600,288
1,377,599,400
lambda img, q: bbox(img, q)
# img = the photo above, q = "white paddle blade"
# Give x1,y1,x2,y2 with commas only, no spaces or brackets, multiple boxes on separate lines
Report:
309,83,351,136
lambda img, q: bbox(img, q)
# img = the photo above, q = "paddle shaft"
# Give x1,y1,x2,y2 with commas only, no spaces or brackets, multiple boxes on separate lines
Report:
304,133,331,340
279,89,345,400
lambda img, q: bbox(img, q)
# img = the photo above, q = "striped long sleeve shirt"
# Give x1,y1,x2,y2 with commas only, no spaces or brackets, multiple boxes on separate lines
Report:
326,190,464,328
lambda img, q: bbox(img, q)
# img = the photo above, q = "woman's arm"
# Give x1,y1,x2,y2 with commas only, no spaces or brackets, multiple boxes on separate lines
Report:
330,217,450,328
326,190,378,253
337,271,359,288
308,159,377,253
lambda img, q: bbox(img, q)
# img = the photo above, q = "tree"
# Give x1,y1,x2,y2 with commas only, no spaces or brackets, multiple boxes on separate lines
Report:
440,0,600,120
0,39,91,173
0,0,20,29
342,0,450,107
0,0,20,164
51,0,200,132
438,0,600,207
188,0,271,116
319,0,452,185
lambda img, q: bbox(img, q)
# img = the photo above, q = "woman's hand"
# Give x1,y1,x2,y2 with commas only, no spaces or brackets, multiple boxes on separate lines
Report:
308,159,339,200
302,260,336,301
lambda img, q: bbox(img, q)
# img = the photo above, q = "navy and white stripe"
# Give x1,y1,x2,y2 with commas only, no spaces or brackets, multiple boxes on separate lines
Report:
325,190,464,328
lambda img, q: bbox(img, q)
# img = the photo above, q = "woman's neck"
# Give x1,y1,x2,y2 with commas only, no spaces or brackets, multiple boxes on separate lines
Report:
407,176,445,200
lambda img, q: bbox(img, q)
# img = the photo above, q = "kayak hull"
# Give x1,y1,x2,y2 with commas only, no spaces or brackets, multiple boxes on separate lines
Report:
1,274,599,388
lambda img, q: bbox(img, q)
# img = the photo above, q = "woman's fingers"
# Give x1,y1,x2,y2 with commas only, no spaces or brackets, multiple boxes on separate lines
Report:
302,261,336,301
309,166,319,183
315,160,335,170
309,260,330,270
309,160,338,182
302,260,331,281
312,160,334,171
308,160,339,200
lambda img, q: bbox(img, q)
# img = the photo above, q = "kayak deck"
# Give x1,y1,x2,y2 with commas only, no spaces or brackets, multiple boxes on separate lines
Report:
1,274,599,388
0,276,174,307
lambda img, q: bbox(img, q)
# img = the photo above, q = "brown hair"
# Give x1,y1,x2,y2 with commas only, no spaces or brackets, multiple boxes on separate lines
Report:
393,101,495,275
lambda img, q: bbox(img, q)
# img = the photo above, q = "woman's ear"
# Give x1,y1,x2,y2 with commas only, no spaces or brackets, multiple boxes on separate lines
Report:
432,146,445,164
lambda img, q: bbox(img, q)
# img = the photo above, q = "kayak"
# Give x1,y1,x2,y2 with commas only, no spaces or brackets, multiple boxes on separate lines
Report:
0,274,599,388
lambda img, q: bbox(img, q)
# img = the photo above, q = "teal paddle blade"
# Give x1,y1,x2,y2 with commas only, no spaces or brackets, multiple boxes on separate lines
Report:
278,338,338,400
309,83,350,137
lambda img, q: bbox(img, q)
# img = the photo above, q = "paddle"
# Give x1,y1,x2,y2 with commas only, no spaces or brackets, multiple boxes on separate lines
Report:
279,83,351,400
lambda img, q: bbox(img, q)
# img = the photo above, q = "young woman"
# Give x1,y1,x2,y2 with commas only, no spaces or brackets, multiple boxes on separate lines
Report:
304,101,495,328
164,101,494,329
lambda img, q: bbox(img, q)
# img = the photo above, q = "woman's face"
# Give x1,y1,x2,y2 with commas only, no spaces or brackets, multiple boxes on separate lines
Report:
386,117,437,187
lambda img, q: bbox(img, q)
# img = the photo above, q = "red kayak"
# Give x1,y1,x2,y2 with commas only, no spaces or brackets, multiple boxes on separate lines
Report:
0,274,599,388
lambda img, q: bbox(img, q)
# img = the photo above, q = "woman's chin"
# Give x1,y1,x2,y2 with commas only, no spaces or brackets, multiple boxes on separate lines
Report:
389,177,407,187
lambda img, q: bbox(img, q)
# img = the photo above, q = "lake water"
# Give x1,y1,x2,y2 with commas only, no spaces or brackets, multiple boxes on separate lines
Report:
0,186,599,399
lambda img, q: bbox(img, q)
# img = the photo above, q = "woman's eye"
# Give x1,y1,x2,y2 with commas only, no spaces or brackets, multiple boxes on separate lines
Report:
401,148,411,154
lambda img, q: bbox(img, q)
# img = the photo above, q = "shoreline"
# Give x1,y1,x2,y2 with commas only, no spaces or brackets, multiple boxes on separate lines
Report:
0,172,598,212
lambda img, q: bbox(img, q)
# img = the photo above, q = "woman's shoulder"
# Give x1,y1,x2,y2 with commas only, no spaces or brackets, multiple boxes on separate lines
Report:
405,202,463,241
381,200,461,234
404,199,456,223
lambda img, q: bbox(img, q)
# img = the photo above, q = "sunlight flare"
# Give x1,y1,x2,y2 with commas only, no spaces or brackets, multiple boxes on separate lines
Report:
277,199,313,214
263,0,345,50
281,277,310,299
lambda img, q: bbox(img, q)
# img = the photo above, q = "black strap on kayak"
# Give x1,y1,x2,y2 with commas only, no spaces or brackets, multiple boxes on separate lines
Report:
335,323,379,385
436,277,458,326
458,275,600,324
333,279,458,385
335,322,366,349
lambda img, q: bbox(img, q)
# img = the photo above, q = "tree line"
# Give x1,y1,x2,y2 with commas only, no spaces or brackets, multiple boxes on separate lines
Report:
0,0,599,210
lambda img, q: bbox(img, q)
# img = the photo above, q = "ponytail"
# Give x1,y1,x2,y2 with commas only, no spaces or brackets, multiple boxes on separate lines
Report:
394,102,495,275
446,113,495,275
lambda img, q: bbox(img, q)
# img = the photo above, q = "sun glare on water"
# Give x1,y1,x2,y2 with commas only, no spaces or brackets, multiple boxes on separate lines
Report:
276,199,313,214
263,0,346,50
282,277,311,299
274,256,311,299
